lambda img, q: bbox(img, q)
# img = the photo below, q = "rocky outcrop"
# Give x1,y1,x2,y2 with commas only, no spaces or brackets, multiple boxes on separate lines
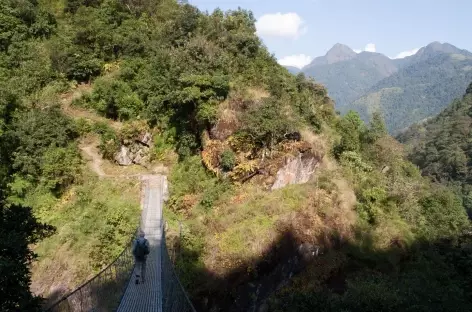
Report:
114,132,152,166
210,109,240,141
271,152,320,190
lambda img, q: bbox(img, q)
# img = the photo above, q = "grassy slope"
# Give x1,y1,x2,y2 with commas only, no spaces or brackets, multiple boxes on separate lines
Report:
29,160,142,301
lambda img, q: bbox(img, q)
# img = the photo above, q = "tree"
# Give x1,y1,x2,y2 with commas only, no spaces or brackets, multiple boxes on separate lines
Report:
0,202,55,311
334,110,366,157
466,82,472,95
241,97,292,151
419,189,469,239
0,90,18,191
365,111,387,143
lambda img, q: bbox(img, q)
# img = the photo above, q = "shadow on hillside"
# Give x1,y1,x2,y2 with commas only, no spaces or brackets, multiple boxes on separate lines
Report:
170,226,472,312
169,227,343,312
42,226,472,312
43,260,133,312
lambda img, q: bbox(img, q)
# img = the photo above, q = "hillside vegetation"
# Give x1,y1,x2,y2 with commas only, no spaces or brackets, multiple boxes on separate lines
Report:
399,83,472,216
353,52,472,133
302,44,397,111
1,1,472,312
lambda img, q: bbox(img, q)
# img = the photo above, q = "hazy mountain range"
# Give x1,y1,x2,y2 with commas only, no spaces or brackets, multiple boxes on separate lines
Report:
287,42,472,133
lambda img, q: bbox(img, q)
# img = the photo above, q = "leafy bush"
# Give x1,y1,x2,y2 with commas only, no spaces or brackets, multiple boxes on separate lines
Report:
418,189,469,239
334,110,366,158
241,97,292,150
75,117,93,135
152,127,176,162
93,122,120,160
199,179,232,211
119,119,149,141
40,144,82,194
9,107,79,185
87,77,144,120
220,149,236,171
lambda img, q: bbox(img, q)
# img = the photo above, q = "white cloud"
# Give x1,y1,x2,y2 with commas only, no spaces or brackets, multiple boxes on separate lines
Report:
353,43,376,53
393,48,420,59
278,54,313,69
364,43,376,53
256,13,306,39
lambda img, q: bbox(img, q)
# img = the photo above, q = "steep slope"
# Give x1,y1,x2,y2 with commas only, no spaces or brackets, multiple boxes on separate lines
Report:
352,44,472,133
302,44,397,111
398,83,472,214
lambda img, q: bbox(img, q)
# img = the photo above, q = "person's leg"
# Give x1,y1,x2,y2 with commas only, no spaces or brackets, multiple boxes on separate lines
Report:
141,258,147,283
135,260,141,279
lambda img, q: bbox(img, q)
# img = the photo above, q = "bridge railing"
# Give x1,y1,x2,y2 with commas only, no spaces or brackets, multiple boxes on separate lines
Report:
45,233,136,312
46,227,197,312
161,223,197,312
45,175,196,312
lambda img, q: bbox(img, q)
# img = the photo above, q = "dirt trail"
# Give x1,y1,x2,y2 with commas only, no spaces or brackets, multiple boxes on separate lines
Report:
79,139,169,178
79,141,163,178
60,83,122,130
80,144,108,177
59,84,166,178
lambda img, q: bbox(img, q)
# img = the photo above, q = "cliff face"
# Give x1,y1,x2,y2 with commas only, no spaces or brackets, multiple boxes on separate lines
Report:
271,152,321,190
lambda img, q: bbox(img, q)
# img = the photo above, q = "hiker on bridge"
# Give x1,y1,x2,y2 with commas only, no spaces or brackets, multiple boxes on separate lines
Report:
132,230,150,284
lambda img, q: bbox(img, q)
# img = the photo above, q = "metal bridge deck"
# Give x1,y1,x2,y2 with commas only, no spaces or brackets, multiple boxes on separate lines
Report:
117,175,164,312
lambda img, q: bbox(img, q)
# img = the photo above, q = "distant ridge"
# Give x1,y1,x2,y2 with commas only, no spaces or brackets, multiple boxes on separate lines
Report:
283,41,472,133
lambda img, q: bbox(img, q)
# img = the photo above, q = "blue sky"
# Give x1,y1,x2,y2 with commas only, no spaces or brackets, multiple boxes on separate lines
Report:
189,0,472,68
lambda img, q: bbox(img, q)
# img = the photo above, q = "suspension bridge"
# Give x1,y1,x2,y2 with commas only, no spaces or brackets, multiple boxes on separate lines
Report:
46,175,196,312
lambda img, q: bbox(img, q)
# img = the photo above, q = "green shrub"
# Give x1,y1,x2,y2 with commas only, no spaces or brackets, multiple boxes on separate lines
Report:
40,144,82,194
418,189,469,239
199,179,232,211
241,97,292,149
220,149,236,171
88,77,143,120
93,122,120,160
75,118,93,135
152,127,176,161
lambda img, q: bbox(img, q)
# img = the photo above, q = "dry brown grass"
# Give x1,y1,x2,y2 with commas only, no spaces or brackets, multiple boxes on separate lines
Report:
300,127,328,155
247,88,270,100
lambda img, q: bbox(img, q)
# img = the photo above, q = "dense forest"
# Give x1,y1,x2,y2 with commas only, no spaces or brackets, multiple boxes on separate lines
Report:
353,52,472,133
1,0,472,311
398,83,472,216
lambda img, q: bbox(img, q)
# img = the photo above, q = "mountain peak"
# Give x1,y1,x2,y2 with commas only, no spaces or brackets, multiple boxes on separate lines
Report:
328,43,354,53
303,43,356,69
326,43,356,56
420,41,463,55
325,43,356,64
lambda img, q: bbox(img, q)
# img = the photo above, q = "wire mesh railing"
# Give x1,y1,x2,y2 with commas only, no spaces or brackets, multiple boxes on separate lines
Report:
45,234,136,312
161,225,197,312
